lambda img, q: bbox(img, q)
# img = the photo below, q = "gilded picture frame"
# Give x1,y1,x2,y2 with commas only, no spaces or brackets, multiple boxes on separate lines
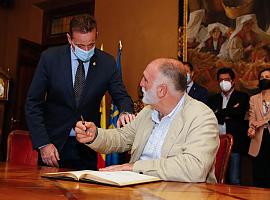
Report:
179,0,270,95
0,77,9,101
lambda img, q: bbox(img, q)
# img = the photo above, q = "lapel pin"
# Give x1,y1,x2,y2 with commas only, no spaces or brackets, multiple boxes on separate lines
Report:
93,62,96,66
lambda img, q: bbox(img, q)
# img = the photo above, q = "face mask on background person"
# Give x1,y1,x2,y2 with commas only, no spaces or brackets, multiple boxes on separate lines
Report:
186,73,191,84
142,86,159,105
259,79,270,90
219,80,232,92
73,44,95,62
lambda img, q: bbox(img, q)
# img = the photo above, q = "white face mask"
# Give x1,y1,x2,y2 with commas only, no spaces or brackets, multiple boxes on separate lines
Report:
142,86,159,105
219,80,232,92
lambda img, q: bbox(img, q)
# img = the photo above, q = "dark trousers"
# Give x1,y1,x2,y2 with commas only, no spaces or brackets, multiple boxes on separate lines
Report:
252,128,270,188
39,137,97,170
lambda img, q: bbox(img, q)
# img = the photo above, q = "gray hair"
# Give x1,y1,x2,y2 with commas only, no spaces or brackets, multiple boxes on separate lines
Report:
158,60,187,92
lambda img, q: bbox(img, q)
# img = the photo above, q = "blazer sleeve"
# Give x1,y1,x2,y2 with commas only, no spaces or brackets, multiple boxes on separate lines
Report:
25,51,51,149
86,107,151,153
249,96,256,127
217,93,249,120
249,95,268,128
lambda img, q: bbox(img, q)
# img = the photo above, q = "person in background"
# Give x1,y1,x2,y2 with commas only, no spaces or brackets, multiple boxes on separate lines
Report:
227,14,270,62
183,62,208,104
75,58,219,183
200,22,228,55
208,67,249,185
25,15,133,170
248,68,270,188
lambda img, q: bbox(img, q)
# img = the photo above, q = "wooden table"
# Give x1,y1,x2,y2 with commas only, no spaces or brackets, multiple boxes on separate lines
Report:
0,162,269,200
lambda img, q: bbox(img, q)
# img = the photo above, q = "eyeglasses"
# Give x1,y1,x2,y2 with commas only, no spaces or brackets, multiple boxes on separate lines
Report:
218,78,232,82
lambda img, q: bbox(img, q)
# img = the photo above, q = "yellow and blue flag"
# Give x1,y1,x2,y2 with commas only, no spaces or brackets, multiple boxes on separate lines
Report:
97,44,106,169
106,41,123,166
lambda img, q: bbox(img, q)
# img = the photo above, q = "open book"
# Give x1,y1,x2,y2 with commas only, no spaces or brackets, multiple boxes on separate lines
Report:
41,170,161,186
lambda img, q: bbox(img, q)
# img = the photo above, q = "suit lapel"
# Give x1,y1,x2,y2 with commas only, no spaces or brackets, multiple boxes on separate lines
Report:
161,95,190,157
61,45,76,108
188,84,196,96
256,93,264,117
132,111,154,162
227,90,236,108
161,110,184,157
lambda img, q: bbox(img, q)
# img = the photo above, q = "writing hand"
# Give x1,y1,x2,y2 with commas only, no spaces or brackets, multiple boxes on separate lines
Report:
75,121,97,144
117,113,136,128
99,163,134,172
40,143,60,167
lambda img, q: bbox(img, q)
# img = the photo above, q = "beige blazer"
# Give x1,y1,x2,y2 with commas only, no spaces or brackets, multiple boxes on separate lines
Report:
88,95,219,183
248,93,270,157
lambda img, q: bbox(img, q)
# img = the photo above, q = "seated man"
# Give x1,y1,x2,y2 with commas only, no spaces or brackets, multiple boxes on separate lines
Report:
75,58,219,183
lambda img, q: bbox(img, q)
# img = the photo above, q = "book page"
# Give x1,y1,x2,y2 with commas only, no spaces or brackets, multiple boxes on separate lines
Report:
82,171,160,186
43,170,91,181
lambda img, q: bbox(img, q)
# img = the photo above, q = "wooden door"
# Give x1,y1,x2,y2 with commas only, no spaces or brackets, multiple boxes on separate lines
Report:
9,39,44,131
0,39,43,161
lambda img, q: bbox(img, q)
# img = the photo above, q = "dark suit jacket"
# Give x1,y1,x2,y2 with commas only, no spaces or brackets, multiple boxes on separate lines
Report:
188,82,208,104
25,45,133,152
208,90,249,153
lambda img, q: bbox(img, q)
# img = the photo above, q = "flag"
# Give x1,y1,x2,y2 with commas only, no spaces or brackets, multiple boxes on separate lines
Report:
97,44,106,169
106,41,123,166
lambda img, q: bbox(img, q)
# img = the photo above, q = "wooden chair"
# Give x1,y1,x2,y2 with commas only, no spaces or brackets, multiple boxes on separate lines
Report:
6,130,38,166
7,130,107,169
215,134,233,184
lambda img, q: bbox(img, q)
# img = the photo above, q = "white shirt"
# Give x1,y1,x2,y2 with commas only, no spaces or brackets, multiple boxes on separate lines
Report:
186,81,194,94
139,95,185,160
219,89,234,135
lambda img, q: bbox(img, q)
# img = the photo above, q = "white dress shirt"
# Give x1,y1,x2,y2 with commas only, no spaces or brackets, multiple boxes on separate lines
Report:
219,89,234,135
186,81,194,94
140,95,185,160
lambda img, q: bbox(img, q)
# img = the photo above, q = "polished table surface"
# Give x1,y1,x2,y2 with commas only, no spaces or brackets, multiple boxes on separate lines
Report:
0,162,270,200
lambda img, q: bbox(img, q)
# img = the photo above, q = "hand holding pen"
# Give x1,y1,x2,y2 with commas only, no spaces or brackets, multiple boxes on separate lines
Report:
75,115,98,144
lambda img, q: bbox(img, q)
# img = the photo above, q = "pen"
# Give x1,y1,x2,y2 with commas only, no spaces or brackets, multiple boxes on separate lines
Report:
81,115,88,134
81,115,85,125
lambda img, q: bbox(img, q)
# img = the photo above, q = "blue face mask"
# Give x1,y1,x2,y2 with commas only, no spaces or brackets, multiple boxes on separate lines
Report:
73,44,95,62
186,73,191,83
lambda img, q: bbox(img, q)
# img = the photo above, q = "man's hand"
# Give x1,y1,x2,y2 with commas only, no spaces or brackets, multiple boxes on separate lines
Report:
117,113,136,128
248,127,256,138
75,121,97,144
40,143,60,167
99,163,134,172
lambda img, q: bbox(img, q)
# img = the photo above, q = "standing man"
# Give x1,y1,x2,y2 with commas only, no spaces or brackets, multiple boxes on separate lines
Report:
25,15,133,170
208,67,249,185
183,62,208,104
75,58,219,183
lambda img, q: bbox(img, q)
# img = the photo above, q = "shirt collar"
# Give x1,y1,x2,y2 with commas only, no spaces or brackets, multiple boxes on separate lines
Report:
221,88,234,99
187,81,194,88
152,94,185,124
70,46,78,61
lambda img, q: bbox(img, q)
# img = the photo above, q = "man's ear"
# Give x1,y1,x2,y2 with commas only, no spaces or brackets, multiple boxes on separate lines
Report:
157,84,167,98
66,33,72,45
190,71,194,80
232,79,235,86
